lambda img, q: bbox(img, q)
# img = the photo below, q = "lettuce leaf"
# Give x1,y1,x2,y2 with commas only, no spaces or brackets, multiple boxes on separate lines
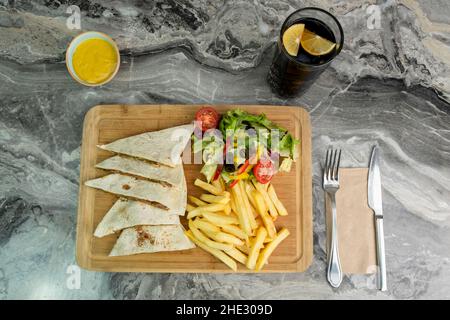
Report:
279,133,300,159
219,109,299,159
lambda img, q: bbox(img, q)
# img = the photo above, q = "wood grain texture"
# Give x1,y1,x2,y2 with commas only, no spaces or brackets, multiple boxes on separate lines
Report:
76,104,312,273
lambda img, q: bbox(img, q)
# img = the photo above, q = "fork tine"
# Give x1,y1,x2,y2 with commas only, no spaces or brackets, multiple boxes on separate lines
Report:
331,149,336,180
335,149,342,180
324,149,330,179
328,149,333,179
331,149,337,180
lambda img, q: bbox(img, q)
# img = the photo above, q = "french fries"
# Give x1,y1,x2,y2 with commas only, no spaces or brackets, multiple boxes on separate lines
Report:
194,179,222,195
238,181,258,230
229,193,238,214
251,187,266,212
211,179,223,192
196,203,227,212
187,176,290,272
185,230,237,271
188,220,233,251
252,190,277,239
192,218,221,234
186,208,206,219
230,184,252,235
203,229,244,246
255,228,290,271
188,195,208,207
255,216,263,227
267,185,288,216
219,177,226,192
186,204,196,212
263,237,274,243
224,203,231,215
246,226,267,269
236,244,250,255
200,194,230,204
244,180,258,209
186,203,227,219
202,212,239,225
253,181,278,218
225,247,248,265
220,224,248,240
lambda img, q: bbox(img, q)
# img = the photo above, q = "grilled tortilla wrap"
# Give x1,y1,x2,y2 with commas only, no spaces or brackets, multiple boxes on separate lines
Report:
96,155,184,187
85,173,186,215
98,123,194,167
94,199,181,238
109,225,195,256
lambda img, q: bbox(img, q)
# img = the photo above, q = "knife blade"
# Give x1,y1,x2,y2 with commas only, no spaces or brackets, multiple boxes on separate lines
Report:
368,146,383,217
368,146,387,291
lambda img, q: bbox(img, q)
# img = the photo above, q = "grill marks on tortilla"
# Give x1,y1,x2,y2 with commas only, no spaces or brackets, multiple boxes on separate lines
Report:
117,197,172,212
111,194,169,210
93,199,181,238
114,172,172,188
84,174,182,212
123,196,169,211
102,153,166,168
109,225,195,256
150,201,169,210
102,169,174,188
135,226,172,248
93,188,170,211
136,226,155,246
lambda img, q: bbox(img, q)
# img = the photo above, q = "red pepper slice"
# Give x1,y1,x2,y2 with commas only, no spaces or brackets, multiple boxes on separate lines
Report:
213,165,223,181
229,179,239,188
237,159,250,175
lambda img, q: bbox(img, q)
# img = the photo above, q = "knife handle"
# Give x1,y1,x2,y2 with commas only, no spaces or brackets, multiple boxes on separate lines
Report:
375,216,387,291
327,193,343,288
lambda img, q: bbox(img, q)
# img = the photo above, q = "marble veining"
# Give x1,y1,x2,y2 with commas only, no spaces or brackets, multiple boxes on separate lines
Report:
0,0,449,299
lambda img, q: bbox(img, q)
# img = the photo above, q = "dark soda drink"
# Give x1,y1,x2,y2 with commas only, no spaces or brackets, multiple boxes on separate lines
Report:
267,8,344,97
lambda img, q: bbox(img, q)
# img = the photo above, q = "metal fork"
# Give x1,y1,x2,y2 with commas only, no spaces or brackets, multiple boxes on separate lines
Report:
323,148,343,288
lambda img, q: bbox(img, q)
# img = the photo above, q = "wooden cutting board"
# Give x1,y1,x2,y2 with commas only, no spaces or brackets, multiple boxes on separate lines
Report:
76,104,312,273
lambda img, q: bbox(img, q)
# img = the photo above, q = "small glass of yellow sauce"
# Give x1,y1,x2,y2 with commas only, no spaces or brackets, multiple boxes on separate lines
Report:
66,32,120,86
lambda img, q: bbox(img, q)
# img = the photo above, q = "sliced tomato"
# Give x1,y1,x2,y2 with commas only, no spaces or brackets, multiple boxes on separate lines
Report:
253,158,275,184
195,107,219,132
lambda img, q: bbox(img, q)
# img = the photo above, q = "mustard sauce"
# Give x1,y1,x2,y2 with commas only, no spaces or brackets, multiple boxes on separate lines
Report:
72,38,118,84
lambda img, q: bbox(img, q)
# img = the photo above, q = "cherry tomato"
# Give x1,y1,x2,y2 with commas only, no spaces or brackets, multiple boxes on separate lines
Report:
195,107,219,132
253,158,275,184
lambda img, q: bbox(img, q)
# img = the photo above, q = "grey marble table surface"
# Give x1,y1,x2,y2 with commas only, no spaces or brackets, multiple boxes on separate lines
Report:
1,0,449,300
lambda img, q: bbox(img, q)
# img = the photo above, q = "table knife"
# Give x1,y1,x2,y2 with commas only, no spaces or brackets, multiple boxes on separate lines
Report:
368,146,387,291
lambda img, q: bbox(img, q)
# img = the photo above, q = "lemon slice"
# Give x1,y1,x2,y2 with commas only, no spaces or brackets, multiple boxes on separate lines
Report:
282,24,305,56
300,29,336,56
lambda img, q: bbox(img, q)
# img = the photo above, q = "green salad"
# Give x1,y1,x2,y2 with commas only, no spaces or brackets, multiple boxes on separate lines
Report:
193,107,299,187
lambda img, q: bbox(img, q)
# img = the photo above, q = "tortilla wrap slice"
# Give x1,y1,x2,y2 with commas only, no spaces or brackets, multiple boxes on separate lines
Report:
96,155,184,186
98,123,194,167
94,199,181,238
109,225,195,256
85,174,186,215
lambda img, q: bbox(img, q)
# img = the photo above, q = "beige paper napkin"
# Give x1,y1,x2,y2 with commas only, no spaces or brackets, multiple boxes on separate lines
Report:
325,168,377,274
